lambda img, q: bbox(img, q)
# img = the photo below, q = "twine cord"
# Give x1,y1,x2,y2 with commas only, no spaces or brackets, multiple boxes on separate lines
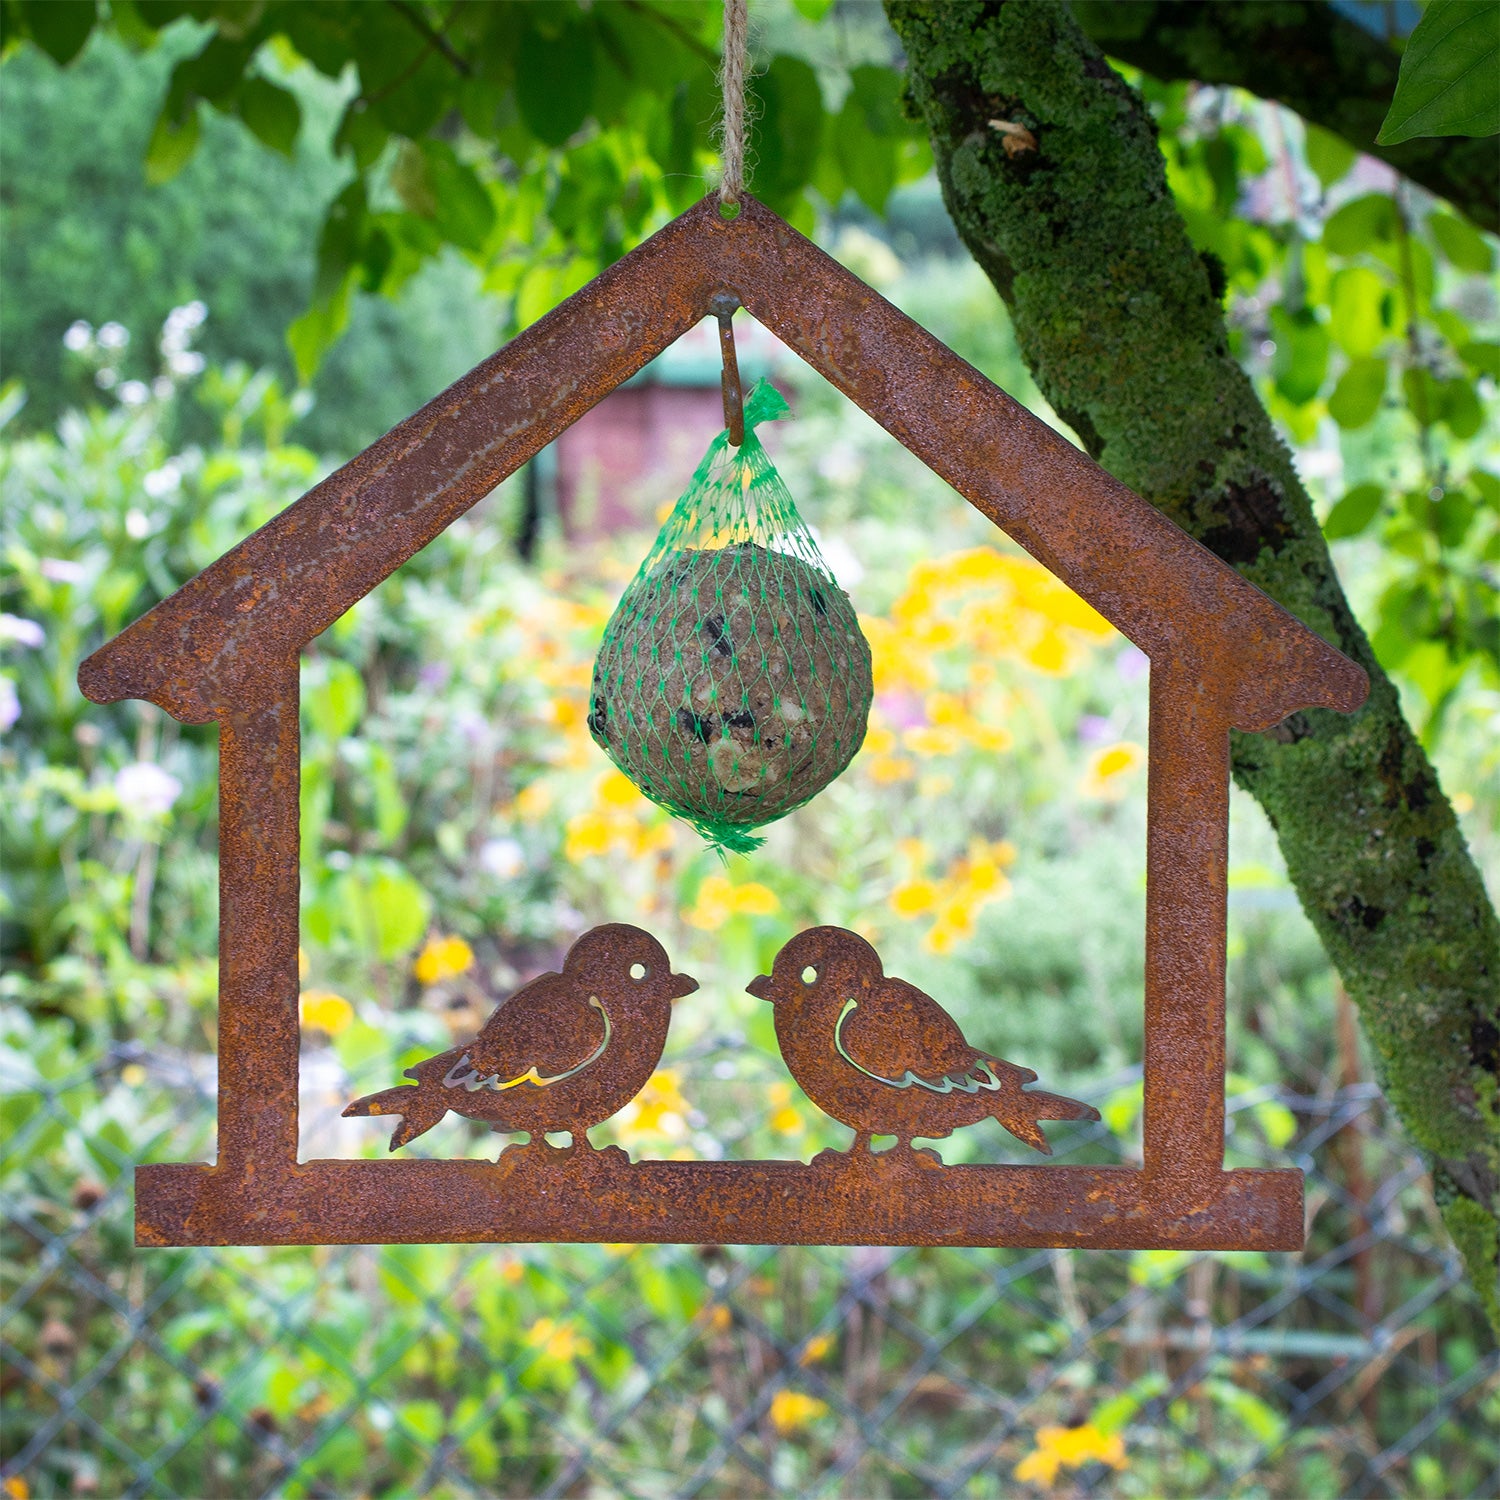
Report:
718,0,748,209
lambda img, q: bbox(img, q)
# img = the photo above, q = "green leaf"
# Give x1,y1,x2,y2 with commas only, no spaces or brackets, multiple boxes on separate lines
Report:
1428,209,1496,273
1269,305,1329,406
418,139,496,254
1324,482,1384,540
1303,123,1357,189
20,0,96,65
1459,340,1500,378
833,66,908,213
144,102,201,185
1328,266,1392,357
1323,193,1400,255
750,54,824,212
791,0,837,16
1328,358,1388,429
334,101,388,170
516,20,595,147
287,270,354,385
304,657,366,741
236,76,301,157
1377,0,1500,142
1434,488,1476,545
1436,375,1485,438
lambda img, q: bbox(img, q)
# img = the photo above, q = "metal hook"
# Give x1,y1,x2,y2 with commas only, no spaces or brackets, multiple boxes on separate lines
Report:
711,293,745,446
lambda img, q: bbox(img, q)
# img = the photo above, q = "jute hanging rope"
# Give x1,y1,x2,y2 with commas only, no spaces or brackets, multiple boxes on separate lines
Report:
717,0,748,211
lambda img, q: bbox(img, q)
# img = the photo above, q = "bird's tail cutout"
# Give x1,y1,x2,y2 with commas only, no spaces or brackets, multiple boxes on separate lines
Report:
342,1085,448,1150
993,1087,1101,1156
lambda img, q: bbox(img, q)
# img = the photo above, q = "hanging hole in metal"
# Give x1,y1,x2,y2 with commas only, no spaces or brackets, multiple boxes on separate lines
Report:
711,293,745,447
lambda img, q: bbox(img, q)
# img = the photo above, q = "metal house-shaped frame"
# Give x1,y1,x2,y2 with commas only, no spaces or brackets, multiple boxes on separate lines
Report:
80,196,1368,1250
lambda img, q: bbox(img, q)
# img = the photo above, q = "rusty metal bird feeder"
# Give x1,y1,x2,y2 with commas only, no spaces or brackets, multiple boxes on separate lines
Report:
79,193,1368,1250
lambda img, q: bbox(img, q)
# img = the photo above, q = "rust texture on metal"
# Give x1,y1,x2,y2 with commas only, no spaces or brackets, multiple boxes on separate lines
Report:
342,925,697,1152
711,292,745,446
78,192,1369,1251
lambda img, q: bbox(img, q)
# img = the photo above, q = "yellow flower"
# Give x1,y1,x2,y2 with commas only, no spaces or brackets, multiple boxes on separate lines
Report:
896,837,930,867
1014,1423,1127,1487
414,935,474,986
703,1303,733,1334
731,881,779,916
564,809,614,861
298,946,309,980
903,724,963,758
867,754,914,784
614,1069,691,1143
769,1390,828,1435
770,1105,805,1135
566,775,674,863
966,722,1014,752
683,873,780,930
3,1477,31,1500
799,1333,835,1366
525,1317,591,1363
513,782,554,822
597,770,644,808
889,879,940,918
1079,740,1146,800
299,989,354,1035
498,1256,524,1285
1013,1448,1062,1487
121,1063,147,1087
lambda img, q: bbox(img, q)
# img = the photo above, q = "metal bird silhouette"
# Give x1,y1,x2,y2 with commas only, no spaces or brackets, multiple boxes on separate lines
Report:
748,927,1098,1159
343,924,697,1152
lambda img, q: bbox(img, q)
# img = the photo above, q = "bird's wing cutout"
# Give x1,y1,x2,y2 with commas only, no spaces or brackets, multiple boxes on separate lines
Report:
838,980,1008,1091
447,978,610,1091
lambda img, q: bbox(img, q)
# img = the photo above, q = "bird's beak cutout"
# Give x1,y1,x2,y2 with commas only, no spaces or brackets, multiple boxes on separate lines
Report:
746,974,772,1001
670,973,699,1000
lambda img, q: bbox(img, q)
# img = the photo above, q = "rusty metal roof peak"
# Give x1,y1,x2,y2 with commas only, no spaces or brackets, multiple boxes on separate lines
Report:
79,194,1366,730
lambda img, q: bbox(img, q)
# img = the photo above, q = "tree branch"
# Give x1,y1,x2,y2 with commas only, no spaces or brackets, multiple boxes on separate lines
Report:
888,0,1499,1325
1072,0,1498,234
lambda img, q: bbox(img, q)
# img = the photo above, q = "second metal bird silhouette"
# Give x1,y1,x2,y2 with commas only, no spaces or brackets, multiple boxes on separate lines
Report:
749,926,1098,1161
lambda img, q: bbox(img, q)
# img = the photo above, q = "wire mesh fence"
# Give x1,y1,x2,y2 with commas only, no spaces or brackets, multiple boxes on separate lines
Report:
4,1023,1497,1500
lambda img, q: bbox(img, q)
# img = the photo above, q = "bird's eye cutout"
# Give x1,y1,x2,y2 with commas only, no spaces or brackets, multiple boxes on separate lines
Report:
629,962,648,981
801,965,818,985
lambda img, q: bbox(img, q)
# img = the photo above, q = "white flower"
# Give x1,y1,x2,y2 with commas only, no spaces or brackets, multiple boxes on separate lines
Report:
168,350,205,377
125,509,151,540
118,380,150,406
480,837,525,880
94,368,118,390
63,321,93,352
152,377,175,401
0,678,18,732
40,558,85,584
97,322,130,350
0,614,45,649
142,464,181,498
114,762,182,819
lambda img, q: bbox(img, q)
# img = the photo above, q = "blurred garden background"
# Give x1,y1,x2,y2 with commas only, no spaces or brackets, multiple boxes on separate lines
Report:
2,1,1498,1496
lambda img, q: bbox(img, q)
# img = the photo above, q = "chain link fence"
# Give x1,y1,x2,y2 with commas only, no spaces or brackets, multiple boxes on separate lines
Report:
5,1020,1497,1500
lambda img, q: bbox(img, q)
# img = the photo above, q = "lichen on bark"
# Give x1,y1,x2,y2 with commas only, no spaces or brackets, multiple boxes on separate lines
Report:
886,0,1499,1323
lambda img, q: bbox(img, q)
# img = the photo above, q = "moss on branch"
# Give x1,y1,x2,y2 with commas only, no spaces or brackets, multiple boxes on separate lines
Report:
886,0,1499,1323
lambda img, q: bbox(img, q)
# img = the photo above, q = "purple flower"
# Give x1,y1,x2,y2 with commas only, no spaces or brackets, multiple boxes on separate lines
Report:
0,615,44,649
114,762,182,819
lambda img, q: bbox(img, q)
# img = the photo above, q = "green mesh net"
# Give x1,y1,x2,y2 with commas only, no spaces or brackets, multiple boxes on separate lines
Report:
589,379,873,855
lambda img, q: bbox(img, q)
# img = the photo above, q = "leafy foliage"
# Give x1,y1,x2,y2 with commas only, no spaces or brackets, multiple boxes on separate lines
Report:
1378,0,1500,144
1,0,929,383
1151,79,1499,737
